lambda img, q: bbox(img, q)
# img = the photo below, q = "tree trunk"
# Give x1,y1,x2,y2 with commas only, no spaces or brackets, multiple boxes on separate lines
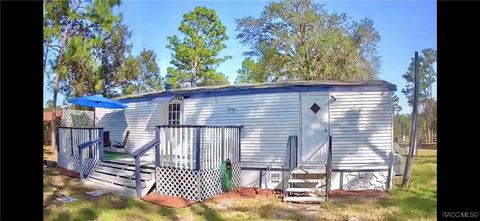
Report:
50,24,69,153
191,60,198,88
402,51,420,187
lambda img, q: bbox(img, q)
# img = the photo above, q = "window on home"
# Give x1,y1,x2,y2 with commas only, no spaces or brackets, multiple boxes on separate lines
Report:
168,103,181,125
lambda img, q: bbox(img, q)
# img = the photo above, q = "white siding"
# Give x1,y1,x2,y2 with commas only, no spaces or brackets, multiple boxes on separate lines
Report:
183,93,300,167
330,91,393,169
96,101,167,161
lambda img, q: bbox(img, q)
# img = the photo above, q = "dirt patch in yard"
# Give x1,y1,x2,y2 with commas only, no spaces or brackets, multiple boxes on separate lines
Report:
206,187,282,202
329,189,387,198
142,188,281,208
56,167,80,178
142,193,197,208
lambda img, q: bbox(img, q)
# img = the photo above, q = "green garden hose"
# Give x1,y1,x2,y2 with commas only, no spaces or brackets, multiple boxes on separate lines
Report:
220,159,233,192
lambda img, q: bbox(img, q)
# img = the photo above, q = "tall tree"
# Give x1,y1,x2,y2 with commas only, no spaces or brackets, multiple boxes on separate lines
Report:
235,57,267,84
119,49,164,95
402,48,437,142
44,0,120,150
401,48,437,107
166,6,231,88
96,22,133,97
44,99,54,109
393,94,402,116
236,0,380,82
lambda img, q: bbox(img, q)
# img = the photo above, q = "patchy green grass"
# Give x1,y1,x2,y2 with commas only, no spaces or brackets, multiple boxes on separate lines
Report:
44,149,437,221
380,149,437,220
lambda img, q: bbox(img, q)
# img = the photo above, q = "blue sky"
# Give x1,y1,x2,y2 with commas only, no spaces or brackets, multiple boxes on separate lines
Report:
44,0,436,114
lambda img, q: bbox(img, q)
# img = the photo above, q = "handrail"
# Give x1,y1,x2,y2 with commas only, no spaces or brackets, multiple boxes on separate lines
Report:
133,138,160,197
326,135,332,202
132,140,159,157
282,135,298,198
78,138,102,149
157,125,243,128
77,136,103,180
58,126,104,130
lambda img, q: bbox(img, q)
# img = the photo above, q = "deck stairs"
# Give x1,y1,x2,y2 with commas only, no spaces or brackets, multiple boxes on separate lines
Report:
283,166,327,203
83,160,156,197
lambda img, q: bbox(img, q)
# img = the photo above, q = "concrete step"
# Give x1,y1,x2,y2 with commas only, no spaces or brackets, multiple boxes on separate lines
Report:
283,196,325,203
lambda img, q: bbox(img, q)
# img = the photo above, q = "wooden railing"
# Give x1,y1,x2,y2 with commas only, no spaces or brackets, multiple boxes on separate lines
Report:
282,135,298,197
132,138,159,197
57,127,104,176
326,135,332,202
156,125,242,170
57,127,104,157
78,137,103,180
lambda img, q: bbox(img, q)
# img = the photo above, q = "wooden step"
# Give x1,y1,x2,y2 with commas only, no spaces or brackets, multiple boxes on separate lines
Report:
288,179,323,183
89,172,146,189
285,187,320,193
94,166,153,181
103,159,155,168
283,196,325,203
291,168,326,175
99,162,155,173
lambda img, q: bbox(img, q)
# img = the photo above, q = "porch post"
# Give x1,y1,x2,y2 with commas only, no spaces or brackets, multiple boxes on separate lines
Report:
221,127,225,161
99,128,104,161
155,127,160,167
238,127,241,162
57,127,61,155
135,156,142,197
70,128,74,156
88,129,93,158
79,146,84,180
195,127,201,171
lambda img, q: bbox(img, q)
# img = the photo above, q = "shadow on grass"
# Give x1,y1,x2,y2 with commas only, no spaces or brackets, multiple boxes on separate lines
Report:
189,203,225,221
44,167,181,221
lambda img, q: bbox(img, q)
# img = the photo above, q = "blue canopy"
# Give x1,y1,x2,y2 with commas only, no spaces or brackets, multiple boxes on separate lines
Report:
68,95,127,109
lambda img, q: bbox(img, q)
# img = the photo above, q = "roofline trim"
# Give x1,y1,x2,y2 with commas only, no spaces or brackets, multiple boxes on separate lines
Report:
117,84,396,103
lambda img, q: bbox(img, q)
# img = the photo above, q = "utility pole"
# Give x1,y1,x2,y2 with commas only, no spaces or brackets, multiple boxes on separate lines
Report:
402,51,420,187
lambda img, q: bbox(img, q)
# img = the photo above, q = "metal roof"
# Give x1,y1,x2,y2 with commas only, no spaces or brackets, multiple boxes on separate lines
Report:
115,80,396,101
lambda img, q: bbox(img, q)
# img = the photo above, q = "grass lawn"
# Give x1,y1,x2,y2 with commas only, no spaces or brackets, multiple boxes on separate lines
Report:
43,147,436,221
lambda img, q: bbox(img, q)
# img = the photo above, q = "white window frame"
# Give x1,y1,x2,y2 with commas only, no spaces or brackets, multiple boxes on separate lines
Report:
167,101,183,125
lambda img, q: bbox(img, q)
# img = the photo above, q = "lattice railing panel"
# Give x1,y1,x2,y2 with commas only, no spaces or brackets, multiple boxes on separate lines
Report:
61,109,94,128
57,154,99,176
155,163,242,202
200,168,223,200
155,167,199,201
232,162,241,188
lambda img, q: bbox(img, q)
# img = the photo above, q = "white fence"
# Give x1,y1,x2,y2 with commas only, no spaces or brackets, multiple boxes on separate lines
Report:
155,125,242,201
157,125,241,170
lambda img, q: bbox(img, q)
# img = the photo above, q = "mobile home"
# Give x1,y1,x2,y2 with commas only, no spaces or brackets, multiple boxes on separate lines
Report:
90,80,396,201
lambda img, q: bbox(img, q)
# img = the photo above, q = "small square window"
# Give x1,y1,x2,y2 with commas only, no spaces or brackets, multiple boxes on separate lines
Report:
168,103,181,125
310,103,321,114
